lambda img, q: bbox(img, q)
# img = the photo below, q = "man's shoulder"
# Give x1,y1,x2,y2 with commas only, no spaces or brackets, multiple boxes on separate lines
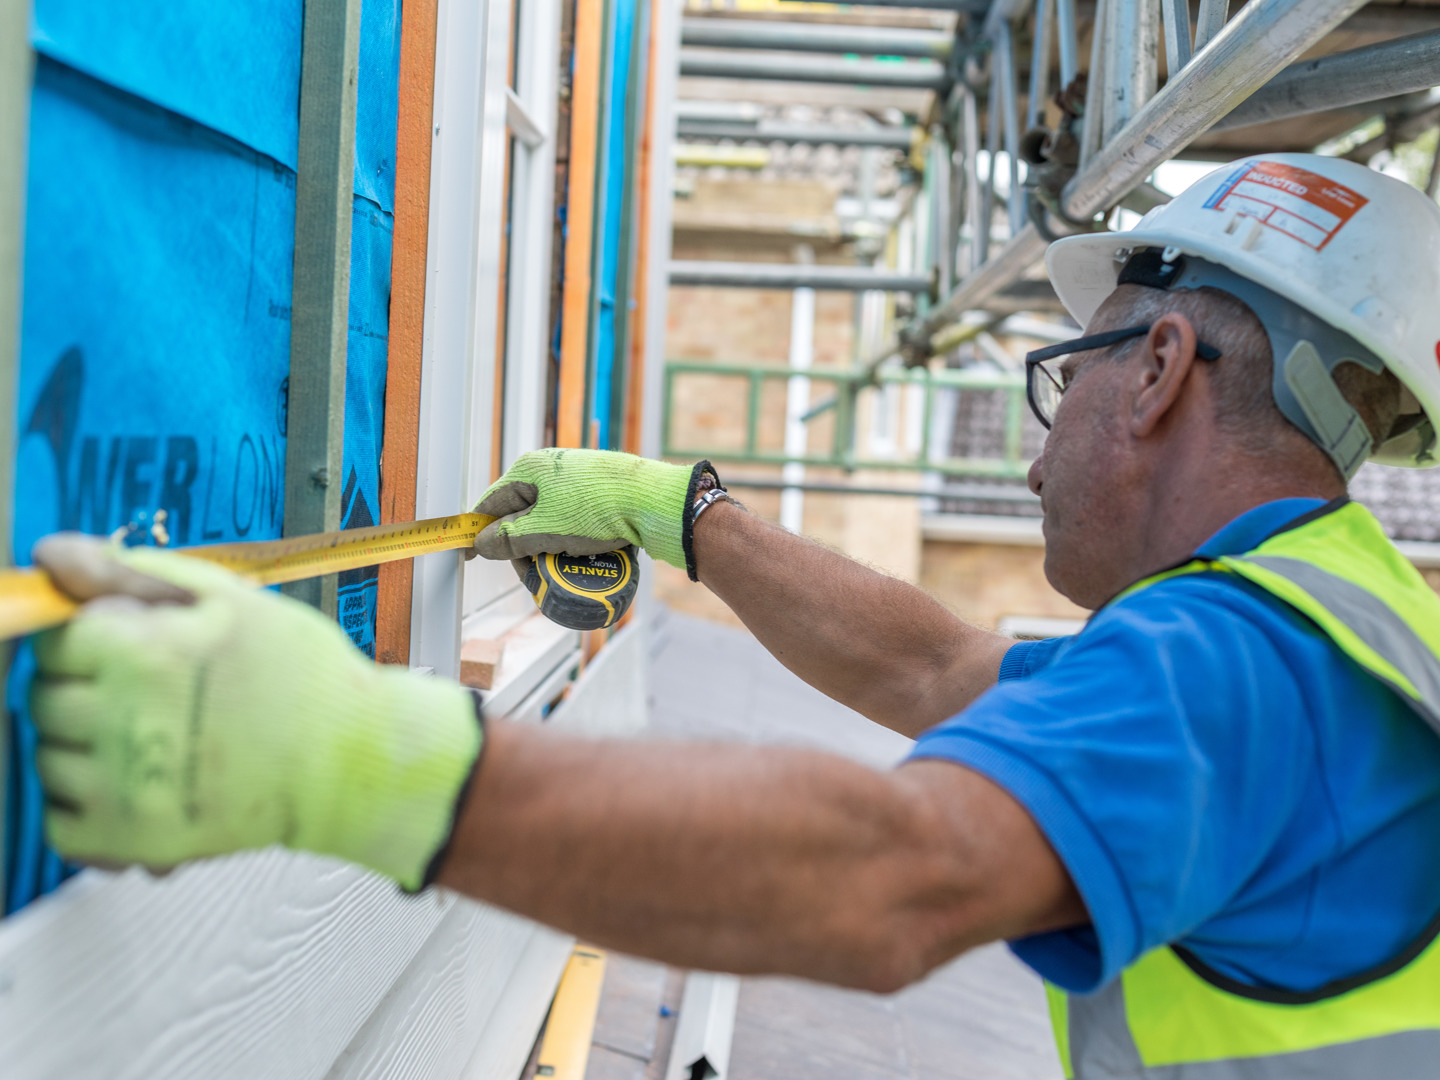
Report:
1017,568,1316,680
1106,562,1292,621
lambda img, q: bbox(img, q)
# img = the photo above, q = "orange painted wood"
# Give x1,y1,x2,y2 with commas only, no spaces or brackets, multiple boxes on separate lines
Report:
374,0,439,666
623,0,662,456
556,0,603,449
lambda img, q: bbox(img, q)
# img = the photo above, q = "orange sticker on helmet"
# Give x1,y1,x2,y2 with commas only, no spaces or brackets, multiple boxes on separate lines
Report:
1202,161,1368,251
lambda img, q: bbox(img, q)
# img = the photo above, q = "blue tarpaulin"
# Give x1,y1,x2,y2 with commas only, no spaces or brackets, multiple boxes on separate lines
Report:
7,0,400,912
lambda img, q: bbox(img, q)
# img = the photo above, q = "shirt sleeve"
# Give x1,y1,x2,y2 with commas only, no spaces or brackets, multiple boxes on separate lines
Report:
910,579,1314,993
997,636,1071,682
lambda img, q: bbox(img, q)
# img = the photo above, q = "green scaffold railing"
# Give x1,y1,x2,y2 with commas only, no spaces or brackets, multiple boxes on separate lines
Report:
662,359,1032,480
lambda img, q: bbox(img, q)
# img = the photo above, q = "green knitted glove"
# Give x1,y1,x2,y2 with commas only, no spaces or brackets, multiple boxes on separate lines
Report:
473,449,718,578
30,535,482,891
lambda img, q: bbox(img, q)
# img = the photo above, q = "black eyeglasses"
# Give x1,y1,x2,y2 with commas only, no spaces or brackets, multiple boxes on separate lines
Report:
1024,324,1222,430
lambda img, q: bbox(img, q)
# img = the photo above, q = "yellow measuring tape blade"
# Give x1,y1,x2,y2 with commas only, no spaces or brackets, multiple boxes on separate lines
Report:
534,946,608,1080
0,511,496,641
0,571,80,641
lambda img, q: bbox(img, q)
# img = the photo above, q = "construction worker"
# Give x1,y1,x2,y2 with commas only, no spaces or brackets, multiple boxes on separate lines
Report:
28,153,1440,1076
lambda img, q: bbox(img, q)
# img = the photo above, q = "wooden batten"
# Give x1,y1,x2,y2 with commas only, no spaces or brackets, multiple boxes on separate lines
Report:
282,0,363,616
375,0,440,666
0,0,33,905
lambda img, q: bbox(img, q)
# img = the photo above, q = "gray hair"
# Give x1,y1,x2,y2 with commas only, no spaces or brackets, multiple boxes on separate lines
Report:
1109,285,1400,463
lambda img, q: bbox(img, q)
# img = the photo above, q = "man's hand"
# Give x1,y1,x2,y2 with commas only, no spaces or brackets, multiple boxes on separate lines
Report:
30,534,482,890
474,449,714,574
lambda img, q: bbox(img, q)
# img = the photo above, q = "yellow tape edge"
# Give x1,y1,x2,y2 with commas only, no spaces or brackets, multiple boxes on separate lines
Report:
0,512,496,640
535,945,608,1080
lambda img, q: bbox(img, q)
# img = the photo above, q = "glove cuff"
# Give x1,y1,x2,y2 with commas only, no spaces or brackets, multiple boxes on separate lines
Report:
310,670,485,891
417,690,486,891
681,461,721,582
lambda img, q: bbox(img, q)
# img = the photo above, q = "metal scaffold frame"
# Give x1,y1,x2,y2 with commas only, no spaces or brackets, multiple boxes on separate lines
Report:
904,0,1374,361
665,0,1439,481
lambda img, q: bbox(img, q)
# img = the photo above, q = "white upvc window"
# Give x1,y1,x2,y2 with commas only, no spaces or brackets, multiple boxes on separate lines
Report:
414,0,573,695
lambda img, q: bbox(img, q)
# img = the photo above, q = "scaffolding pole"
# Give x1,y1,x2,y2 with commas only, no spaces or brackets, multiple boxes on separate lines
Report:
823,0,985,8
905,0,1367,356
680,18,952,59
679,50,948,90
676,119,916,148
669,261,933,294
1062,0,1368,223
1212,29,1440,132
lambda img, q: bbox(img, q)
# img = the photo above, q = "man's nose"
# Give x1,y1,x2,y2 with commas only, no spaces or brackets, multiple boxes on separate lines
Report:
1027,448,1044,497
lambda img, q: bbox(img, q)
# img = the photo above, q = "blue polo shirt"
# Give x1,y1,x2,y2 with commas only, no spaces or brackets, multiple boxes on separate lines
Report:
910,498,1440,995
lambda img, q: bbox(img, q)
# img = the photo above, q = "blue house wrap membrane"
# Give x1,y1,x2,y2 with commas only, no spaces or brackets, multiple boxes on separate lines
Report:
340,194,394,660
31,0,303,173
593,0,638,451
31,0,401,212
354,0,401,212
7,0,401,911
15,61,296,558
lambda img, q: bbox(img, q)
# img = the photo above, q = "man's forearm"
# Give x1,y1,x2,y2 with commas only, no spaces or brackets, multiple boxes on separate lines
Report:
436,721,1082,991
691,500,1011,736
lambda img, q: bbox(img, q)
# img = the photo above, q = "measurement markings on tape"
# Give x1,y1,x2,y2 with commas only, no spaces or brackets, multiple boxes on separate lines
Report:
0,512,497,640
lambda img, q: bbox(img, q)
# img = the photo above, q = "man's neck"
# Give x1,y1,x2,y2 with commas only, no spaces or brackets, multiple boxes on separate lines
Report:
1131,445,1343,582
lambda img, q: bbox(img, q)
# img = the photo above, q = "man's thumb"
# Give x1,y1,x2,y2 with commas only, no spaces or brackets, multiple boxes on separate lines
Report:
33,533,196,607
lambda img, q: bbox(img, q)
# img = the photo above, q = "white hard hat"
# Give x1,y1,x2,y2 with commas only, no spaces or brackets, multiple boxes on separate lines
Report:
1046,153,1440,475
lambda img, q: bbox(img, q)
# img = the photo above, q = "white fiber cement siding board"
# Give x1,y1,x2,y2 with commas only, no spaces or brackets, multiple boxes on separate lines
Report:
0,853,451,1079
324,902,572,1080
546,622,649,738
0,634,649,1079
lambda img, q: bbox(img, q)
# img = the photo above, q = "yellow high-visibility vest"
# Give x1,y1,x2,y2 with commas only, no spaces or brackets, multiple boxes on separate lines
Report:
1048,499,1440,1078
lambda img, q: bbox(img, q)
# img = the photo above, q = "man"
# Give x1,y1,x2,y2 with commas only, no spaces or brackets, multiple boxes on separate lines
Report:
29,154,1440,1076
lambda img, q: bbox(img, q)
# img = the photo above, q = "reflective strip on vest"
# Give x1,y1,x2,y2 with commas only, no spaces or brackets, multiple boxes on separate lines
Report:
1233,554,1440,735
1050,500,1440,1078
1063,975,1440,1078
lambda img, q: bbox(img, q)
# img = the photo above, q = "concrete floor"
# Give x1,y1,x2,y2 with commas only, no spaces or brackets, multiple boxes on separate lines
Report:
582,609,1063,1080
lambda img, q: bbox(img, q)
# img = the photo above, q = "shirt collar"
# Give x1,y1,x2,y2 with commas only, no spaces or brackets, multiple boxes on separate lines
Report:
1192,497,1331,559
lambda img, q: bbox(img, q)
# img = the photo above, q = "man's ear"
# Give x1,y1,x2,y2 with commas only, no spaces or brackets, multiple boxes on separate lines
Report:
1130,312,1200,438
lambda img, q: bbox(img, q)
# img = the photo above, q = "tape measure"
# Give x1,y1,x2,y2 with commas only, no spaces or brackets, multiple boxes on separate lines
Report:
520,547,640,632
0,514,637,640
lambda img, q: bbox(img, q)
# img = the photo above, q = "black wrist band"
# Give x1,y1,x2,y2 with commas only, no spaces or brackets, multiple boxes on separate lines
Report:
681,460,721,582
